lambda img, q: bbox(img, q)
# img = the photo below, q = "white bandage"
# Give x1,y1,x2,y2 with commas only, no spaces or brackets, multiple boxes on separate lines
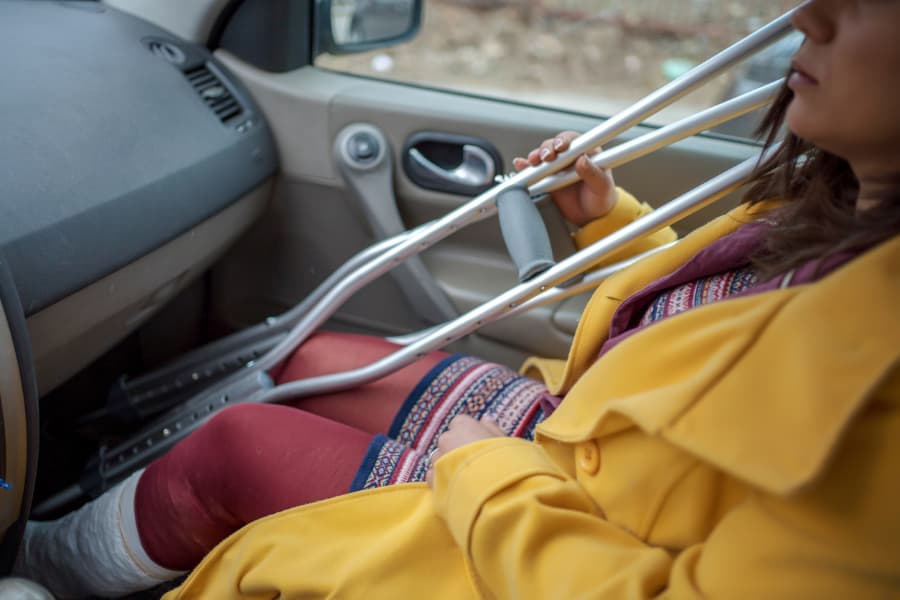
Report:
14,470,185,599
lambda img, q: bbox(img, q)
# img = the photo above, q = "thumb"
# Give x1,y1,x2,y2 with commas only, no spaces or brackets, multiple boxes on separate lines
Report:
574,154,616,219
575,154,610,190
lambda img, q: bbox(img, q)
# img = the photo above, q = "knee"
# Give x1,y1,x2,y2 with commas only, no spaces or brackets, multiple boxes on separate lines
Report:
146,404,297,502
199,404,274,448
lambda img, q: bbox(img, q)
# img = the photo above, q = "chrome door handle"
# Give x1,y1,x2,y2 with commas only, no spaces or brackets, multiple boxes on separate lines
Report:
408,144,495,188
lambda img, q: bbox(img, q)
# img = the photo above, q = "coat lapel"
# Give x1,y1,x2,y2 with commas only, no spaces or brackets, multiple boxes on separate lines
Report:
537,234,900,495
547,203,773,395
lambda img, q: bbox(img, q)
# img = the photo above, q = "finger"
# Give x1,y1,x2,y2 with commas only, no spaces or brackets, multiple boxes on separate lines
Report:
512,156,529,171
448,414,478,429
426,466,434,488
537,138,559,163
528,137,562,166
551,131,580,153
480,415,505,436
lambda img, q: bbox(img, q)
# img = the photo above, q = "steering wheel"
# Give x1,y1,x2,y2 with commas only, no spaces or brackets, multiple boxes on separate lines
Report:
0,254,39,573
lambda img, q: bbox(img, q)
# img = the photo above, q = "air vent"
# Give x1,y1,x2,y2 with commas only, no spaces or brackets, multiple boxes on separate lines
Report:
185,65,244,125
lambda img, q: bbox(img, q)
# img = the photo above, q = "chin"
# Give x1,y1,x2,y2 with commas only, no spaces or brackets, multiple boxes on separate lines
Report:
786,105,828,148
785,116,814,144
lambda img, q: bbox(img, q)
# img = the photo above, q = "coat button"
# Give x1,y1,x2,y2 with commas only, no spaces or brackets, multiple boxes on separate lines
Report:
576,440,601,475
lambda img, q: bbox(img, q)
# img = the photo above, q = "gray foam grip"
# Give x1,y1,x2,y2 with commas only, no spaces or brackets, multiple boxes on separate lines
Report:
496,187,555,282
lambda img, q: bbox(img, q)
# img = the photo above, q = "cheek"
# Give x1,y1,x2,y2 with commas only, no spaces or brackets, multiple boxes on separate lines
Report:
836,41,900,131
787,89,900,159
786,52,900,150
833,68,900,147
785,26,900,149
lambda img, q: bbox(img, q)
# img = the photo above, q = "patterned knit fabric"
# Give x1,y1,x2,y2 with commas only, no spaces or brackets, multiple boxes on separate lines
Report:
638,265,759,327
350,355,548,491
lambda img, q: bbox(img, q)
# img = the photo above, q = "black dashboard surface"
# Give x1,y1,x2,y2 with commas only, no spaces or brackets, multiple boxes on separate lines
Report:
0,0,278,315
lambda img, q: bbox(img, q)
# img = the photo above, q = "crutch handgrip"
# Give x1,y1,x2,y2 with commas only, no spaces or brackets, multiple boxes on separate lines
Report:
497,187,555,281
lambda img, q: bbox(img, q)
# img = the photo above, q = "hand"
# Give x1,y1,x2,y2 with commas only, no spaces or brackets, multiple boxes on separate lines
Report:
512,131,617,228
425,415,505,488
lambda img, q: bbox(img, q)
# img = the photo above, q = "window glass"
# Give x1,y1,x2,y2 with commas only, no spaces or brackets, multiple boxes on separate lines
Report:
316,1,802,139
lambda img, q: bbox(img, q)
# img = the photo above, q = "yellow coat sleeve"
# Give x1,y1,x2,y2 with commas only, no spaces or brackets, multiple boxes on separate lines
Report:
431,373,900,599
432,438,673,598
572,188,678,267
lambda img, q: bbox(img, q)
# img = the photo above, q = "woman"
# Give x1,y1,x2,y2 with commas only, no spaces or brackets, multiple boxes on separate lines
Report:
17,1,900,597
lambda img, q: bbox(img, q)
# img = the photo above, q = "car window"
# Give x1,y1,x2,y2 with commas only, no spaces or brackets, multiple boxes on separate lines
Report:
316,0,802,140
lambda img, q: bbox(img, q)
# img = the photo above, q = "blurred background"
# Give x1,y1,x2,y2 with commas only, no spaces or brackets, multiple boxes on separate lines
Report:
319,0,801,135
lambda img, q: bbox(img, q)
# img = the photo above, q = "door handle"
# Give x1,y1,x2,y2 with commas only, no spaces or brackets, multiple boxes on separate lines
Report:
408,144,495,188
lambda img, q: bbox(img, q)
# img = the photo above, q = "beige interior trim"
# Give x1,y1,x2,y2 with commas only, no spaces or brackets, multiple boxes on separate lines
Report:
27,182,271,396
213,54,350,186
102,0,231,43
0,300,27,538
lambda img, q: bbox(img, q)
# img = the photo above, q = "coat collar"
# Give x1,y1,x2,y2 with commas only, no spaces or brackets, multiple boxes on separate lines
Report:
537,229,900,495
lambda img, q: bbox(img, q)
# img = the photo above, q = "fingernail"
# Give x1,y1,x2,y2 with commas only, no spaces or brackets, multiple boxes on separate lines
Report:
540,148,551,160
553,138,564,150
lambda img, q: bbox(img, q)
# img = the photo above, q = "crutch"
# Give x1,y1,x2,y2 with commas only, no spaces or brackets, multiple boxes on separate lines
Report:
37,7,797,514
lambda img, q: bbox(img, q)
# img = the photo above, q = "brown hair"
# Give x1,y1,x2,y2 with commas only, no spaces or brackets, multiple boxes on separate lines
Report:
742,83,900,281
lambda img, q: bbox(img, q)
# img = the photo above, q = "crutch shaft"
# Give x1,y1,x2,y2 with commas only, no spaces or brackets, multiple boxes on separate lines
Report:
249,11,796,373
531,79,783,195
262,145,778,402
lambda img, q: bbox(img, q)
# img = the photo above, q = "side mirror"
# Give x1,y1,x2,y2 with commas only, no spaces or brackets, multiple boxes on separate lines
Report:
315,0,423,56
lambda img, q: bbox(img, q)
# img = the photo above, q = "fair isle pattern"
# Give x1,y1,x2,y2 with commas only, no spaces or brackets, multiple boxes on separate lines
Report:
639,266,759,326
394,355,485,450
351,355,548,491
357,436,432,490
393,357,547,453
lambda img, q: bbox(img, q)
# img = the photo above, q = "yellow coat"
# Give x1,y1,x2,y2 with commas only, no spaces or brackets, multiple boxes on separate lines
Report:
166,199,900,599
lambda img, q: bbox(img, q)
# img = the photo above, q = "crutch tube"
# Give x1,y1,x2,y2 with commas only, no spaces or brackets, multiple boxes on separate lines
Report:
385,240,678,347
255,74,786,374
250,9,795,372
537,9,794,171
261,143,779,402
384,80,779,338
273,78,781,352
531,79,784,195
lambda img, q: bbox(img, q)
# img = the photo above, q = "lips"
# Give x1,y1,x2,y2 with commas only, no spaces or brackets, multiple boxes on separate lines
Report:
789,60,819,88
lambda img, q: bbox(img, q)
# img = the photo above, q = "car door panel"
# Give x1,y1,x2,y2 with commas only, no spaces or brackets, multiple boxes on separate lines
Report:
212,52,760,366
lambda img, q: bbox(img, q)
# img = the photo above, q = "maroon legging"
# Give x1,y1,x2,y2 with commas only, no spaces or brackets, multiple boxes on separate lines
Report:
134,332,449,570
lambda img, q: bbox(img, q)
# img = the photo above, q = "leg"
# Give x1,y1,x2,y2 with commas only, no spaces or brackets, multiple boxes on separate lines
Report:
136,403,374,570
133,333,448,569
13,471,181,599
16,332,452,595
276,331,449,435
15,404,374,596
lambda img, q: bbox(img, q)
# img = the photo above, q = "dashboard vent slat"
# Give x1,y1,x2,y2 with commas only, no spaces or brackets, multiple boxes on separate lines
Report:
185,65,245,126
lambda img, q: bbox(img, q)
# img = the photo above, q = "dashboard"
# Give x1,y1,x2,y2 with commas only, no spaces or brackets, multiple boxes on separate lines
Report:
0,0,278,394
